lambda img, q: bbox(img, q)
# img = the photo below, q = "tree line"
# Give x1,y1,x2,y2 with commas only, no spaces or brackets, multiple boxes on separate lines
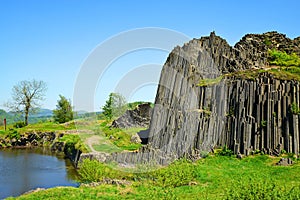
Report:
4,79,137,126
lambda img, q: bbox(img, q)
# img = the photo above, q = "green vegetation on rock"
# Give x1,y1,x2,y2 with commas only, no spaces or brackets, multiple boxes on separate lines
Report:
197,76,223,86
290,102,300,115
268,49,300,67
59,134,88,153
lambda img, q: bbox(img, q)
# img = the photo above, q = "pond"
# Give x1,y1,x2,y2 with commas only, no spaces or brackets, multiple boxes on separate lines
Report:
0,148,78,199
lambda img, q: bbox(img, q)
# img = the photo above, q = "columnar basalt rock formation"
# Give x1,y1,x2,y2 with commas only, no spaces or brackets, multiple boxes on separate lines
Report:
225,75,300,156
105,31,300,166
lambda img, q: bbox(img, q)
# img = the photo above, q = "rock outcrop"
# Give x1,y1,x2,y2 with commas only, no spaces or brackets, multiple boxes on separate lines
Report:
276,157,294,166
147,32,300,162
102,32,300,166
0,131,57,148
112,103,152,128
0,131,82,166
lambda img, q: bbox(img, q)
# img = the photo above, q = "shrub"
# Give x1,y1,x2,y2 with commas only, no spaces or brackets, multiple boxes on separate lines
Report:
261,120,267,127
218,146,233,156
77,159,128,183
151,159,197,188
290,102,300,115
287,152,296,160
268,49,300,67
226,179,300,199
8,129,21,140
13,121,26,128
280,149,287,154
59,134,88,153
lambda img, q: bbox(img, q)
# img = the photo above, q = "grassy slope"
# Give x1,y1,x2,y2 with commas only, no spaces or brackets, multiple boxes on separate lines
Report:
0,119,144,153
7,155,300,199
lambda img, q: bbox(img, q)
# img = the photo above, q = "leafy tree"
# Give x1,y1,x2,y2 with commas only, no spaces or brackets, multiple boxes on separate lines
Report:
102,93,127,120
53,95,74,123
5,80,47,125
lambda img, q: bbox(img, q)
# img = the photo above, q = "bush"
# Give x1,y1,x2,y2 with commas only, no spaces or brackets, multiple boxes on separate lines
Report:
290,102,300,115
8,129,21,140
226,179,300,199
218,146,233,156
59,134,88,153
151,159,197,188
77,159,128,183
261,120,267,127
268,49,300,67
13,121,26,128
287,152,296,160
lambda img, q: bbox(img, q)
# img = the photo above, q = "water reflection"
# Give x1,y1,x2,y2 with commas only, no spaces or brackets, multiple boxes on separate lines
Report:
0,148,78,199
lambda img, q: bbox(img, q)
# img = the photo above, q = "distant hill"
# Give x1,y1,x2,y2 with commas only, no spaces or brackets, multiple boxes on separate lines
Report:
30,108,53,118
0,108,53,125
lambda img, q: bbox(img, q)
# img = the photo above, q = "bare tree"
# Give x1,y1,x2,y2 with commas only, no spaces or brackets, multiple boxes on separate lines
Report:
6,80,47,125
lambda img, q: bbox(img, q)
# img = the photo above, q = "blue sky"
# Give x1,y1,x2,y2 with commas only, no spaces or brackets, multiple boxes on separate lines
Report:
1,0,299,111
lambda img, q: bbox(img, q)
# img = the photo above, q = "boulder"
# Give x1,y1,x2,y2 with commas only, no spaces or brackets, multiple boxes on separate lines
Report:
112,103,152,128
51,141,65,152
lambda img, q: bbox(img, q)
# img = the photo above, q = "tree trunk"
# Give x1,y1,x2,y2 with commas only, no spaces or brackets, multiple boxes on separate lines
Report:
25,108,29,126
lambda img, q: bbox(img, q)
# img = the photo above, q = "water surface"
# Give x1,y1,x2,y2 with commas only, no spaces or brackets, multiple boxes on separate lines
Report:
0,148,78,199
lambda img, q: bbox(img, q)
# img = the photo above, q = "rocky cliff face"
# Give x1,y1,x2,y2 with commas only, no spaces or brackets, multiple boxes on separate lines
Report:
147,31,300,160
107,32,300,166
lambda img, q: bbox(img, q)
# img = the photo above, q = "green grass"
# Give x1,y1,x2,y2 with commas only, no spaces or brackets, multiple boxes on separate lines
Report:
92,143,122,153
0,118,144,154
17,121,76,133
99,121,143,151
227,69,266,80
9,155,300,199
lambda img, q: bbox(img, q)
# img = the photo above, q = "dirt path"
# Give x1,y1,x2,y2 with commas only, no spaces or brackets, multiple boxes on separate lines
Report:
85,135,102,152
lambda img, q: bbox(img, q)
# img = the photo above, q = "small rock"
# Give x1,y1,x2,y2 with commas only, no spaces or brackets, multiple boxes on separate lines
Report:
189,181,198,186
109,135,115,140
236,153,243,159
276,158,294,166
81,179,131,187
23,188,45,195
130,134,142,144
